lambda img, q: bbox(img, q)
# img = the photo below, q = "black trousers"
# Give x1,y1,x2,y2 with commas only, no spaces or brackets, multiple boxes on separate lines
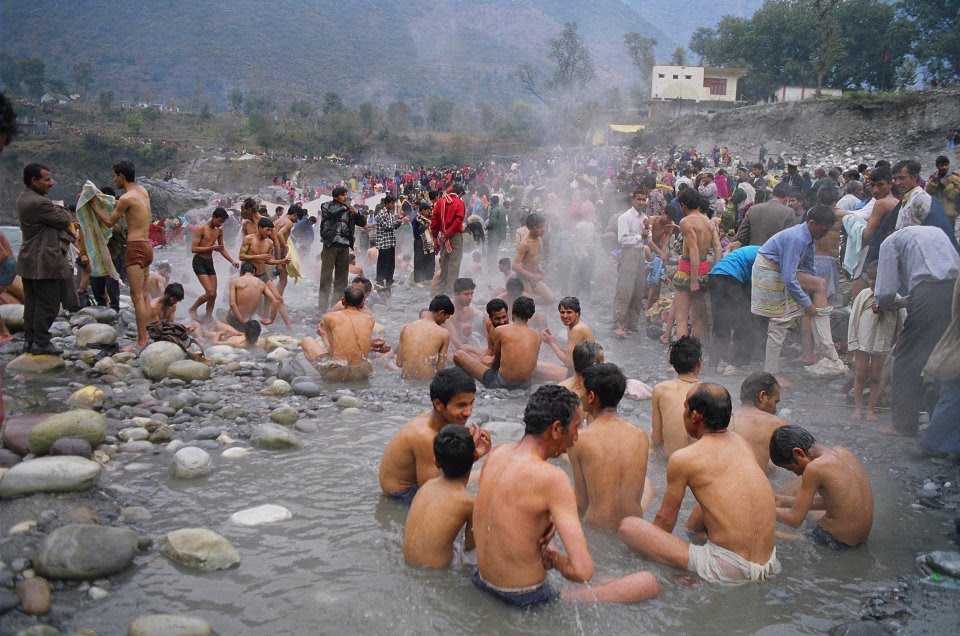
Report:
376,247,396,287
709,274,763,367
413,237,435,283
318,244,350,311
90,276,120,311
892,279,956,434
22,278,76,349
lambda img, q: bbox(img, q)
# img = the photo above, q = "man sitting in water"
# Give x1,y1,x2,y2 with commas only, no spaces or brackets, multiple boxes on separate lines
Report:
730,372,788,471
569,363,653,530
558,340,604,403
446,277,481,351
301,285,377,382
453,296,541,391
457,298,509,367
473,385,659,607
769,425,874,549
651,336,702,457
497,276,546,331
403,425,477,568
619,383,781,585
539,296,596,383
145,283,184,323
379,368,490,505
396,295,454,380
227,262,290,330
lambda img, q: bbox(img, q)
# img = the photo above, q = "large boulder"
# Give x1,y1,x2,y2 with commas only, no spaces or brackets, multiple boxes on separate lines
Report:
128,614,212,636
165,360,211,382
27,409,107,455
0,456,101,497
140,341,187,380
0,304,24,331
139,178,216,219
160,528,240,571
278,353,321,382
170,447,211,479
34,524,138,580
75,323,118,348
6,354,65,375
0,414,47,456
250,423,302,450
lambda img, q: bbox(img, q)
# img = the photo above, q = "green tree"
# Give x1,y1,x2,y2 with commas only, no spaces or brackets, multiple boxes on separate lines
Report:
810,0,844,95
247,112,273,148
671,47,688,66
97,90,114,113
322,92,345,115
228,88,243,114
126,111,144,135
427,97,455,130
899,0,960,82
689,27,714,64
548,22,595,89
73,62,94,97
243,94,274,116
289,99,315,118
18,58,46,99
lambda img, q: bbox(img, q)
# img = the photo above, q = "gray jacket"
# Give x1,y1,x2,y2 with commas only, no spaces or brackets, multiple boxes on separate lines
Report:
16,188,74,279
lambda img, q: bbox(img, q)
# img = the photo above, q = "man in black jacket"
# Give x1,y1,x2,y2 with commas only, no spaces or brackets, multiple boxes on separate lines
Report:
318,186,366,311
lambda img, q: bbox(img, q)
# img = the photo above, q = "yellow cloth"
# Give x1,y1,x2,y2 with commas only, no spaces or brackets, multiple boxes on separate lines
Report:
285,237,302,282
76,180,119,280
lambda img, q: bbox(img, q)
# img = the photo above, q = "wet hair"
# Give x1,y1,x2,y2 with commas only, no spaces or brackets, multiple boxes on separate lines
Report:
430,367,477,405
669,335,702,374
740,372,779,405
582,362,626,408
157,261,172,273
453,277,475,293
113,160,135,182
557,296,580,315
572,340,603,374
242,197,257,211
505,276,524,295
893,159,921,178
769,425,816,467
429,294,455,315
240,261,256,275
332,186,348,198
485,297,507,318
512,295,535,321
434,425,476,479
490,195,500,206
243,319,262,346
163,283,184,304
418,201,431,212
935,155,950,167
498,257,511,268
686,383,733,431
23,163,49,187
677,187,700,210
212,207,228,220
0,93,17,143
343,284,365,307
524,385,580,435
525,212,545,229
258,217,274,229
352,275,372,293
807,204,835,226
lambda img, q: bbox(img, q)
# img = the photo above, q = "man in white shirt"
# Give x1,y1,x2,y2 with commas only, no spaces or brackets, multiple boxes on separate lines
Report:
613,190,648,338
894,159,932,230
836,180,865,212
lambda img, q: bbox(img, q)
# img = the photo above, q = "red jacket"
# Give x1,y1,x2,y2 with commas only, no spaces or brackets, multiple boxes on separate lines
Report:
431,193,464,240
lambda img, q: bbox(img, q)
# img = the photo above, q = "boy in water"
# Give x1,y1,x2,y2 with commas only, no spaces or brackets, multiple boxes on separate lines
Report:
403,425,477,568
769,425,874,549
569,363,653,529
730,372,788,470
651,336,702,457
558,340,604,403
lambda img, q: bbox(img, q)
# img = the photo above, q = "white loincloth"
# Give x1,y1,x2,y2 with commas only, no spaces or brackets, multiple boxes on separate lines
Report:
687,541,781,585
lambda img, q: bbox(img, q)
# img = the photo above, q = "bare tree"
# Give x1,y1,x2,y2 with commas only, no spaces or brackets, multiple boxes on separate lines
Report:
810,0,844,96
516,64,547,104
548,22,595,89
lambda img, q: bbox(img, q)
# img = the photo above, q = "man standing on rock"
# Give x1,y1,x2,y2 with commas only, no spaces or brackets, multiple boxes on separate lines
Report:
187,207,238,322
318,187,366,311
16,163,76,355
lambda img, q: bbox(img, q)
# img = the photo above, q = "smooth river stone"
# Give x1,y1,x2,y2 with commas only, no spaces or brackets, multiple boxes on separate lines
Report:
221,447,251,459
0,448,21,467
0,456,101,498
229,504,292,526
79,306,118,323
0,303,24,330
68,385,106,409
250,423,302,450
48,437,94,459
269,406,299,426
139,341,187,380
15,577,51,615
161,528,240,571
170,447,211,479
128,614,212,636
34,524,138,580
165,360,211,382
75,323,118,347
6,354,65,375
27,409,107,455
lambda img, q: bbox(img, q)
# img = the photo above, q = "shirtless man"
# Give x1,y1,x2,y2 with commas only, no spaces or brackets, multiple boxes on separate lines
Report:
396,295,454,380
90,160,153,348
146,262,171,300
459,298,509,365
651,336,702,457
273,206,298,294
513,213,555,305
569,363,653,529
188,207,238,321
239,199,262,237
770,425,873,549
446,278,480,351
541,296,595,382
497,276,546,331
646,210,674,310
379,368,490,504
672,187,721,340
730,372,788,470
453,296,541,391
558,340,604,404
473,385,659,606
145,283,184,323
226,262,290,331
403,425,477,568
199,317,262,349
619,384,781,585
240,218,286,281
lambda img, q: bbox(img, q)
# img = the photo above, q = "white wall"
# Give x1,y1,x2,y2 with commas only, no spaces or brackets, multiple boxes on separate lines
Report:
776,86,843,101
651,66,739,102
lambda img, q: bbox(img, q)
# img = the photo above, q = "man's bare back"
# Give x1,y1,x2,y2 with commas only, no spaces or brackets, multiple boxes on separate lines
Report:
652,379,698,456
322,308,375,364
379,413,443,495
229,274,268,322
398,318,450,380
493,323,541,384
403,477,474,568
730,406,788,470
679,211,720,281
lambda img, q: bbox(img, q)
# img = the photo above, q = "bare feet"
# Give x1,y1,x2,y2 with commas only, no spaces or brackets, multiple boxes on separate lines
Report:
614,327,627,339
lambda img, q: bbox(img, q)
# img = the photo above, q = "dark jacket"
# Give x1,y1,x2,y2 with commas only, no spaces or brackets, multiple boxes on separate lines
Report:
319,200,366,248
16,188,74,280
734,199,798,246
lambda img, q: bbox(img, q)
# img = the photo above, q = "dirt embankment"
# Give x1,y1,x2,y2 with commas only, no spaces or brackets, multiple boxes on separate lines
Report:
636,88,960,168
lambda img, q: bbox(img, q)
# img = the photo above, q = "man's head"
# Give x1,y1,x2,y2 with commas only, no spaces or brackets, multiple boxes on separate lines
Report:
240,261,256,276
677,187,700,214
523,384,582,456
740,372,780,414
816,185,841,207
892,159,921,195
631,189,647,210
257,217,274,238
683,383,733,439
242,197,257,214
498,257,512,276
525,212,546,238
112,160,136,188
211,207,229,227
557,296,581,327
769,425,817,475
505,276,524,298
243,319,262,346
383,193,396,209
806,205,835,240
332,186,349,202
429,367,477,424
0,92,17,152
157,262,172,276
512,295,535,322
162,283,184,307
343,284,365,308
572,340,604,375
428,294,455,324
869,166,892,198
23,163,54,195
844,180,863,198
582,362,626,411
453,278,475,307
485,298,508,327
935,155,950,176
669,335,702,375
433,424,476,480
772,181,790,201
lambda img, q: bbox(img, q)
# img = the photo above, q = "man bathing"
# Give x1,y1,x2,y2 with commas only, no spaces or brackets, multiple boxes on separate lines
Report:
540,296,595,382
301,285,377,381
730,372,788,470
672,188,721,340
651,336,702,457
240,218,287,282
379,368,490,504
396,295,454,380
558,340,604,404
188,207,238,321
457,298,509,366
454,296,541,391
513,213,555,304
227,262,290,330
145,283,184,324
620,383,780,585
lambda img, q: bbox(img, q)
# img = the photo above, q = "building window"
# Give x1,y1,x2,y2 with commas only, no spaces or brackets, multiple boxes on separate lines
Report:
703,77,727,96
684,75,692,80
658,73,665,78
672,74,678,79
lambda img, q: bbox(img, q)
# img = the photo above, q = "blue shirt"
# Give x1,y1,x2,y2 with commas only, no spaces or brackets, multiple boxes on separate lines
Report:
758,222,816,308
710,246,759,284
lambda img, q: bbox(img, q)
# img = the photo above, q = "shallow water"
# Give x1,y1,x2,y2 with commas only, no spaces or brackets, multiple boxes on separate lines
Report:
2,241,958,635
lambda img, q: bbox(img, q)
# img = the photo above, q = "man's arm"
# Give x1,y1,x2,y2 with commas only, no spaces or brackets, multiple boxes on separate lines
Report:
35,198,74,230
653,455,688,532
651,388,664,447
776,467,821,528
191,229,217,255
263,283,291,328
228,281,243,321
489,329,502,372
437,332,450,371
216,229,238,266
541,328,567,365
91,196,126,228
543,471,594,582
733,212,751,245
779,242,813,308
